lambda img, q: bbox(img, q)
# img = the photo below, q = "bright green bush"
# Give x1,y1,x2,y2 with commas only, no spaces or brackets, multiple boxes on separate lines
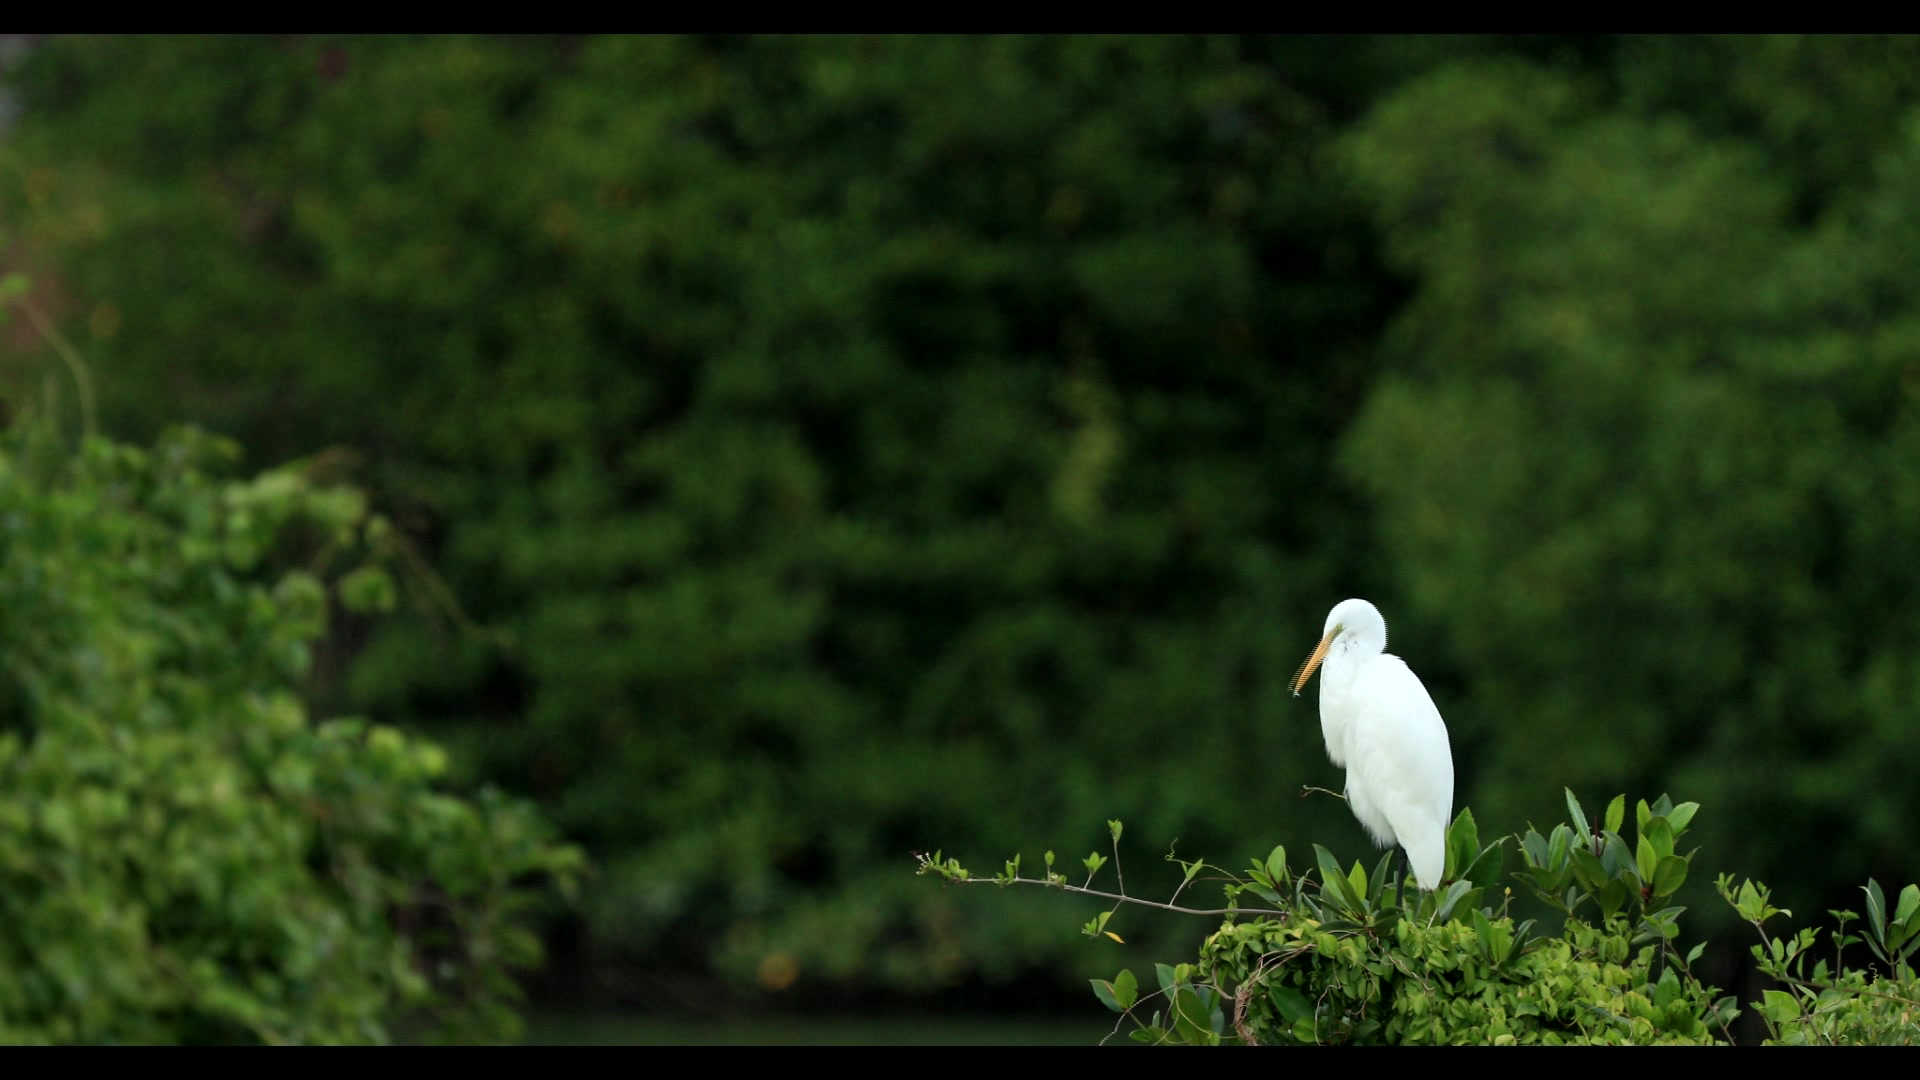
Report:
1184,794,1731,1045
929,791,1920,1044
1111,794,1733,1044
1725,875,1920,1045
1201,915,1717,1045
0,416,582,1044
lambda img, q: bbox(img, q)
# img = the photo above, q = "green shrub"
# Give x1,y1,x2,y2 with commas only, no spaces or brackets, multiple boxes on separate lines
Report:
1725,875,1920,1045
0,418,582,1044
928,791,1920,1044
1133,793,1731,1044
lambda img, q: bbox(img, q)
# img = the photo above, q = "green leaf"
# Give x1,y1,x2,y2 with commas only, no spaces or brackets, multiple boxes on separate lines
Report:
1446,807,1480,881
1312,844,1343,883
1369,849,1396,905
1112,968,1138,1009
1570,847,1608,891
1653,966,1681,1009
1635,833,1657,884
1547,823,1572,870
1313,844,1364,910
1665,801,1700,836
1172,986,1213,1045
1154,962,1179,1001
1600,879,1629,921
1893,883,1920,929
1268,985,1314,1026
1432,878,1475,923
1091,978,1124,1013
1640,904,1685,943
1265,845,1288,884
1565,789,1591,842
1471,908,1514,965
1644,816,1676,861
1521,828,1549,867
1604,794,1626,835
1864,879,1889,948
1602,831,1634,879
1526,862,1573,897
1652,855,1688,900
1760,989,1800,1025
1463,839,1506,891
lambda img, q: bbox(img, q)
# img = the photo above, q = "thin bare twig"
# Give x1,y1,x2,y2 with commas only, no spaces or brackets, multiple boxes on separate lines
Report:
921,863,1289,919
14,293,97,442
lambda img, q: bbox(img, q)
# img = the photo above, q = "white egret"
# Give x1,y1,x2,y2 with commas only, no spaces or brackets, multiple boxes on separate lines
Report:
1292,598,1454,892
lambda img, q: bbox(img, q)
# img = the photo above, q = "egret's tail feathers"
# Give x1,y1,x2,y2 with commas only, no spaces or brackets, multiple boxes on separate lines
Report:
1404,833,1446,893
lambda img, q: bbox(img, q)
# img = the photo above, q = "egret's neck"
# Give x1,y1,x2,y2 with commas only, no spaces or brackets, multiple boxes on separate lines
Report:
1322,632,1384,690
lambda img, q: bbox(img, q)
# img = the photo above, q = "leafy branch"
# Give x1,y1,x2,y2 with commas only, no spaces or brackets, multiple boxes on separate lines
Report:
1722,874,1920,1044
913,818,1294,936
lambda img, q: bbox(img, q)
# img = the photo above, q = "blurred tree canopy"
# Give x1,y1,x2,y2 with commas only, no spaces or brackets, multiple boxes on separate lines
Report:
4,34,1919,1008
1339,38,1920,919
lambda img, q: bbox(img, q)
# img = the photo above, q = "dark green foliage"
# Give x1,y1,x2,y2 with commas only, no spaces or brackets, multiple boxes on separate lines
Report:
0,422,581,1043
1334,41,1920,933
8,34,1920,1008
1,35,1438,989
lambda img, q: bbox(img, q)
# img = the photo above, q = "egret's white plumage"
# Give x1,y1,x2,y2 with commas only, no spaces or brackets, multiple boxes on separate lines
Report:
1293,598,1454,891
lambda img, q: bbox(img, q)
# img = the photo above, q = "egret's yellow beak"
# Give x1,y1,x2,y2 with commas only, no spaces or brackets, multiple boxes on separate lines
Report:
1292,625,1339,696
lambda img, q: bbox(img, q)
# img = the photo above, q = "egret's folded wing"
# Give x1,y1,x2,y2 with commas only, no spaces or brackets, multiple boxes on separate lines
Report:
1346,656,1455,885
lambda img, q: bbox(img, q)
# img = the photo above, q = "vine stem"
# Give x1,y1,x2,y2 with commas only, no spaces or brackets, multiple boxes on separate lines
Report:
1767,970,1920,1010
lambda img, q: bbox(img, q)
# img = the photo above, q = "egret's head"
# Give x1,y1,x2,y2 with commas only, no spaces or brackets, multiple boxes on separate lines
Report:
1291,598,1388,696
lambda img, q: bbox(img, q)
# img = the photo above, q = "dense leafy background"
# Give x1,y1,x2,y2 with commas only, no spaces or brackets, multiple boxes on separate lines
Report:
4,34,1919,1019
